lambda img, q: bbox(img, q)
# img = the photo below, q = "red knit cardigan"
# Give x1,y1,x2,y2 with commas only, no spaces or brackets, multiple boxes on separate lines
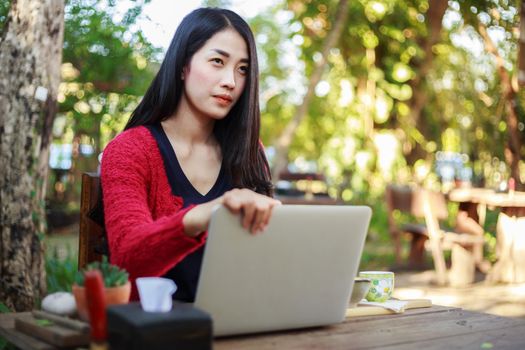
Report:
100,126,206,300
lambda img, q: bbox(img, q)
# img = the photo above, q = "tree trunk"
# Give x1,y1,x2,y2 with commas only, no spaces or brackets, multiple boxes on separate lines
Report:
271,0,350,180
405,0,448,164
0,0,64,311
519,0,525,87
478,22,523,189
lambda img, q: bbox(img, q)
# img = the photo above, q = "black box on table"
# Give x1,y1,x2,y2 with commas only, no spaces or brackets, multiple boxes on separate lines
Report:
107,302,212,350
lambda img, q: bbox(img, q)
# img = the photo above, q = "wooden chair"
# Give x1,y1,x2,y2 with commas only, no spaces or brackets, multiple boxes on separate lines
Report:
385,184,431,269
386,185,485,285
415,188,485,286
78,172,108,270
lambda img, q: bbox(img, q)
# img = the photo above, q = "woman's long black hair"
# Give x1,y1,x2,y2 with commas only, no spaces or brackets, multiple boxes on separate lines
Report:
125,8,272,196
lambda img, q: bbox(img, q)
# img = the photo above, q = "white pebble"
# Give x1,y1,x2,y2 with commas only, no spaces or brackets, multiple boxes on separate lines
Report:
41,292,77,316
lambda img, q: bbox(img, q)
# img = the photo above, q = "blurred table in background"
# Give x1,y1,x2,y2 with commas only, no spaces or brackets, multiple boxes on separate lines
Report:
448,188,525,283
275,171,340,205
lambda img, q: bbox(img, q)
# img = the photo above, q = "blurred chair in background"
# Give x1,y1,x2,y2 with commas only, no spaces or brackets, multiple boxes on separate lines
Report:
386,184,486,286
78,172,108,270
386,184,429,270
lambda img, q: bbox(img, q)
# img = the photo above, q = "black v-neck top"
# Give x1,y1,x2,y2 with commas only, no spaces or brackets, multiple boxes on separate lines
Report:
148,124,232,302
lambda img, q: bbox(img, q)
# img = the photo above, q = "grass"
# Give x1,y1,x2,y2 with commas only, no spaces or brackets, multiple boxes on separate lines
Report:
360,240,397,270
44,231,79,293
0,339,16,350
45,249,78,293
0,303,15,350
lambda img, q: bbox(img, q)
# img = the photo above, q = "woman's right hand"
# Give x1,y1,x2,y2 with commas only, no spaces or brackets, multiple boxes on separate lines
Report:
221,188,281,234
183,188,281,237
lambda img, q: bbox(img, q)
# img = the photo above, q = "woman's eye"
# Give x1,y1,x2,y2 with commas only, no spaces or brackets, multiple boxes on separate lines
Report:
239,66,249,75
211,58,223,65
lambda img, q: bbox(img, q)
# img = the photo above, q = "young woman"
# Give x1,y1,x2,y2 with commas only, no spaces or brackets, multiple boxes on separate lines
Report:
101,8,280,302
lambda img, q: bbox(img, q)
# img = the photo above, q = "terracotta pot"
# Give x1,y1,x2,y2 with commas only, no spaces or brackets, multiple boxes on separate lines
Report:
72,281,131,321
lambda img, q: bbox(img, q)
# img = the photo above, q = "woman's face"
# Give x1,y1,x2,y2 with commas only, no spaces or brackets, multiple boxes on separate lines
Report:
181,28,249,120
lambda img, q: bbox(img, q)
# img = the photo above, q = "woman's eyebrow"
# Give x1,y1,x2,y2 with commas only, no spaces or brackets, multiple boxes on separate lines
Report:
210,48,249,63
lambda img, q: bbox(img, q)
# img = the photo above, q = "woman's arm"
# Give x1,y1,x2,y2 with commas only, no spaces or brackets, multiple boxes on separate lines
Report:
101,134,204,279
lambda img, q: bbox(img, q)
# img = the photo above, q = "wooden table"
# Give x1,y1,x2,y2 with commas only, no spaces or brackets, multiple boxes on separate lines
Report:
3,306,525,349
219,306,525,349
448,188,525,283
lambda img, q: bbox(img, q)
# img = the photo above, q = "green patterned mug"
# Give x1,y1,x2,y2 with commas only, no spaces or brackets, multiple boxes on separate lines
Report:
358,271,394,302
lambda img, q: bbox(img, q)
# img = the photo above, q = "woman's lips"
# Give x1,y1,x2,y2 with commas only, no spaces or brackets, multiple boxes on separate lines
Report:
213,95,233,106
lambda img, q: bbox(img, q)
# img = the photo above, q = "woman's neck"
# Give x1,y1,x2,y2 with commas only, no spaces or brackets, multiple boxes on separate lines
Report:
163,97,215,145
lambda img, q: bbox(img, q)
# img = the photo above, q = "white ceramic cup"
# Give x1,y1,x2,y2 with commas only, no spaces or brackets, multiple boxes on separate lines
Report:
136,277,177,312
358,271,394,302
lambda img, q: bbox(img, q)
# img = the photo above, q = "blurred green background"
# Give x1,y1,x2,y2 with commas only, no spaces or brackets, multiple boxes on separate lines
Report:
1,0,522,293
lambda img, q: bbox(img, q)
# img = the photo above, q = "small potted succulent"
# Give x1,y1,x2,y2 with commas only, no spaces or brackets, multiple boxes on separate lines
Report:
72,257,131,321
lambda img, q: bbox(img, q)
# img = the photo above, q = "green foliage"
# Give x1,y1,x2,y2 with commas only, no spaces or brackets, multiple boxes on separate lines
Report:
59,0,159,144
366,200,391,243
258,0,523,201
0,0,10,33
63,0,158,96
359,245,397,271
0,299,13,350
202,0,232,7
49,0,160,221
46,246,78,293
75,256,129,288
265,0,438,196
0,303,10,313
0,337,17,350
250,2,301,146
35,319,54,327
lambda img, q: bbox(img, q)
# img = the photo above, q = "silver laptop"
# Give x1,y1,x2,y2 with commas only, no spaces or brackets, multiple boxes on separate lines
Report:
194,204,371,336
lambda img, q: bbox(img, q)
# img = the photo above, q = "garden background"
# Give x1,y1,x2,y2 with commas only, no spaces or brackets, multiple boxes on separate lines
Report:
0,0,524,317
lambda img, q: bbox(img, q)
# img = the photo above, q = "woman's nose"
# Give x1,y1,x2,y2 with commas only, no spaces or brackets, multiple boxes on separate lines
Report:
220,69,236,89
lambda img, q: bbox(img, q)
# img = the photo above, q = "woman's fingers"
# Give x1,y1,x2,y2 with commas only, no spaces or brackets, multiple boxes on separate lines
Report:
251,204,268,234
242,202,256,231
222,191,241,214
250,199,281,234
258,203,273,232
221,189,279,234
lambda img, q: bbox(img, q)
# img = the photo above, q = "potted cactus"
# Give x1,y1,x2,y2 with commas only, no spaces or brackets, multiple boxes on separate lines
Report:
72,257,131,321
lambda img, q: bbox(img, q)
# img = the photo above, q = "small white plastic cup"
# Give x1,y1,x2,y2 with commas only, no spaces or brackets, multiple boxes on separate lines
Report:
136,277,177,312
